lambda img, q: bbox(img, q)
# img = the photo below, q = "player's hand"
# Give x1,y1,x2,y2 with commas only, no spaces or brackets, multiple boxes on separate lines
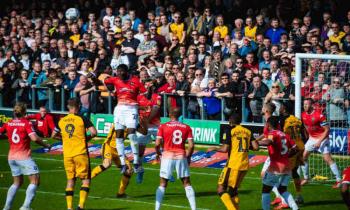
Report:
314,141,322,149
207,146,216,152
187,156,191,165
46,144,52,151
156,153,161,162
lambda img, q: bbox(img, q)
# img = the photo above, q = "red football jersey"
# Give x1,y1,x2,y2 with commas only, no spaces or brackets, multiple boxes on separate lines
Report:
267,130,296,174
104,76,146,105
157,120,193,159
26,113,55,137
342,167,350,184
137,93,161,125
301,110,328,138
0,118,36,160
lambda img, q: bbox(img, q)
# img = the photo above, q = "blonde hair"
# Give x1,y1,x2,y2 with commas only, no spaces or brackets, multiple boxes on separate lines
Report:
13,102,27,118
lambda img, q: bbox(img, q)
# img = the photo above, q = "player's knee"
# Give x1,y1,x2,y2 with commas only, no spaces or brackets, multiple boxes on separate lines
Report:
228,187,238,197
128,128,136,134
278,186,287,194
262,185,272,193
102,160,112,168
217,185,225,196
181,177,191,187
292,168,300,179
341,184,349,193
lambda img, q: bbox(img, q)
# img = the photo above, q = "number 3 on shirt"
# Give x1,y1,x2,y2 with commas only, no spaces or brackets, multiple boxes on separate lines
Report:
281,138,288,155
172,130,183,145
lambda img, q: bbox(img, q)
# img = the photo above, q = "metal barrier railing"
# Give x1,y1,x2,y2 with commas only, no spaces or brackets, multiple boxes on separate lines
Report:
0,87,295,123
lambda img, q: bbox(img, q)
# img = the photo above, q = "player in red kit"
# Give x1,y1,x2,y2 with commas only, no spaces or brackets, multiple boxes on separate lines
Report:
136,79,161,183
258,116,299,210
26,106,55,137
104,64,146,173
341,166,350,209
0,103,50,210
301,98,341,187
155,108,196,210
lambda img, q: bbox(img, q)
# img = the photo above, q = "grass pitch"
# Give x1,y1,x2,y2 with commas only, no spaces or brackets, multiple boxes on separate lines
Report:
0,139,346,210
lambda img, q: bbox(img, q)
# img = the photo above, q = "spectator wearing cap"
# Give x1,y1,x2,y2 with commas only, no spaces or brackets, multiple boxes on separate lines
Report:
40,44,52,62
121,30,140,71
76,41,92,64
169,11,186,44
265,18,286,45
216,73,237,119
247,75,269,122
187,8,204,35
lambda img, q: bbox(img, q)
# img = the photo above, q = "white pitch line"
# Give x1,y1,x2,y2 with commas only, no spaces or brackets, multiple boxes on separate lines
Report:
0,187,210,210
0,155,336,185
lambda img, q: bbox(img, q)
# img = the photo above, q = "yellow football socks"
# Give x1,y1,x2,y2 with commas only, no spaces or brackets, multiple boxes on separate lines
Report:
220,193,236,210
79,184,90,208
91,165,106,178
118,175,130,195
65,188,74,210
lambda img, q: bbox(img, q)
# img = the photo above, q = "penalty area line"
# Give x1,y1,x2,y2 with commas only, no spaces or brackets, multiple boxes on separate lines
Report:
0,187,210,210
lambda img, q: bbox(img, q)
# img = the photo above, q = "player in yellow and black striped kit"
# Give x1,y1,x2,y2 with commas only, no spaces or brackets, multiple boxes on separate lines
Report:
279,102,308,204
90,124,134,197
52,98,97,210
208,113,259,210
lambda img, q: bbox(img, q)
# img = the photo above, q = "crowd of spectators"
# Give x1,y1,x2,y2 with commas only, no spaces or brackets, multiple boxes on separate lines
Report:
0,0,350,124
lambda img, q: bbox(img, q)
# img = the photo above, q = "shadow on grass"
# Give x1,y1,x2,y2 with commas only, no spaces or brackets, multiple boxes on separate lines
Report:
302,199,344,207
88,208,127,210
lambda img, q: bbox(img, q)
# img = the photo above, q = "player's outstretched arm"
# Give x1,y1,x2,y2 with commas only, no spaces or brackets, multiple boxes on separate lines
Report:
51,128,62,141
251,140,259,151
257,138,273,147
207,144,229,153
29,133,51,149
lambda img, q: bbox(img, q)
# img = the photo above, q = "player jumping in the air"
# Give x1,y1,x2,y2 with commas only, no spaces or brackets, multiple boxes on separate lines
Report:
301,98,341,188
136,78,161,183
155,108,196,210
104,64,146,174
0,102,51,210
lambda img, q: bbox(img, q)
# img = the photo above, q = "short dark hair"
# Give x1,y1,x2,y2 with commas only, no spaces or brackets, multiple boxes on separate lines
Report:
267,116,280,129
229,113,241,125
169,107,181,119
67,97,81,109
117,64,129,72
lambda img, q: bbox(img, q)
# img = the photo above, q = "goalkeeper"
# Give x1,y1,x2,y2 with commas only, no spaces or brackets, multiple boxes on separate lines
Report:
91,125,133,197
